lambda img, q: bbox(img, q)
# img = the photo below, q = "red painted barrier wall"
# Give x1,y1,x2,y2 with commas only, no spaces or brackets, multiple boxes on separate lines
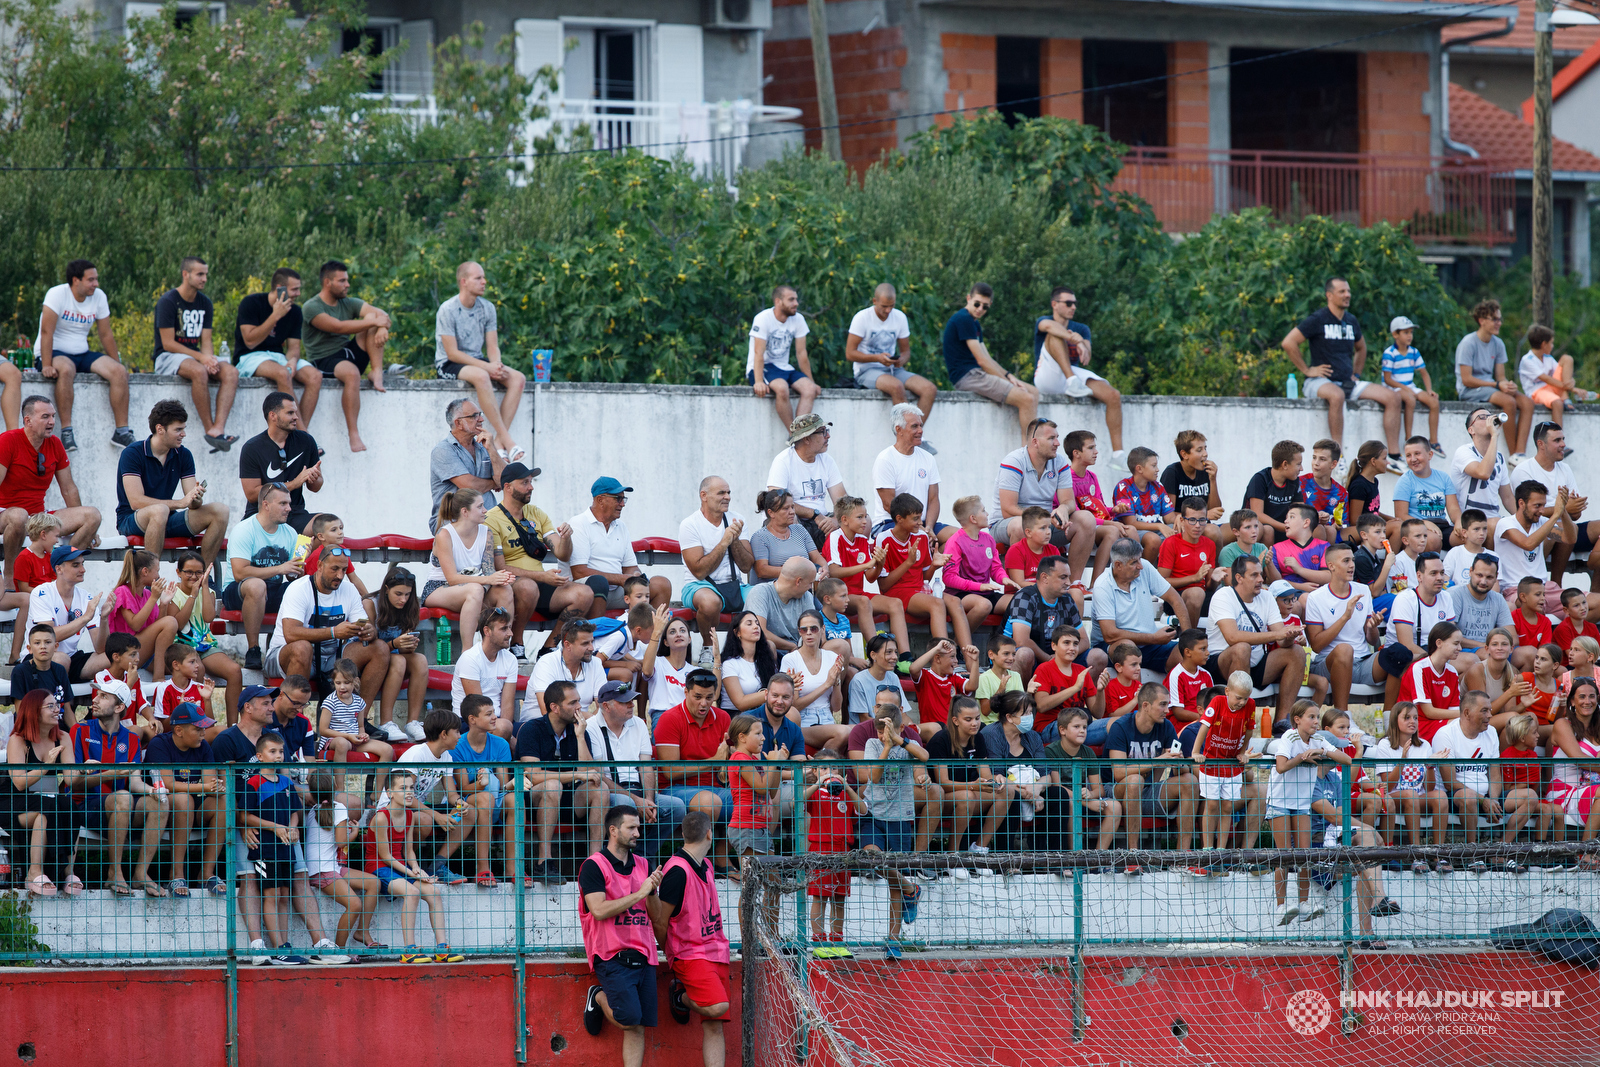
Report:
4,952,1597,1066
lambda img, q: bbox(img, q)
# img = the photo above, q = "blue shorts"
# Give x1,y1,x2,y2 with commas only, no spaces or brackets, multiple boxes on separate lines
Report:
35,350,104,374
1138,641,1177,674
374,866,411,894
594,956,658,1028
870,518,952,539
747,364,809,387
234,835,307,878
660,784,733,825
78,789,134,830
116,508,194,539
860,817,915,853
680,579,745,614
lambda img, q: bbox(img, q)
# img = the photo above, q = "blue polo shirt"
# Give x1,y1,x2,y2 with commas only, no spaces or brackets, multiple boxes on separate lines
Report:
266,711,317,761
758,711,804,756
115,437,196,524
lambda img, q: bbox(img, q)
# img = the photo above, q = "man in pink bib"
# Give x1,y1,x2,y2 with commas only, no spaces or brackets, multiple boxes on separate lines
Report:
651,811,732,1065
580,806,665,1065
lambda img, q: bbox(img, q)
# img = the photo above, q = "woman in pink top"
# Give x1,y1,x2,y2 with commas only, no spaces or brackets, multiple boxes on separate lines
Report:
109,548,179,682
943,497,1021,640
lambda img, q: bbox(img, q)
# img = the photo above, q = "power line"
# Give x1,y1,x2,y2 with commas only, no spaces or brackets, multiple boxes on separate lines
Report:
0,0,1520,174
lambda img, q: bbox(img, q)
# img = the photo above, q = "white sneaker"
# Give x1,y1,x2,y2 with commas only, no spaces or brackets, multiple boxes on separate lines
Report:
1275,902,1300,926
405,720,427,742
697,647,715,669
1300,900,1326,922
250,938,269,966
950,866,971,881
310,939,352,965
1110,449,1128,472
379,722,407,743
967,843,990,855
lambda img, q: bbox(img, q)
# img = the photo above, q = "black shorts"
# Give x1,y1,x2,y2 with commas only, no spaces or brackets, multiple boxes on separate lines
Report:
593,956,658,1027
35,350,103,374
1205,651,1268,691
435,357,488,380
251,855,296,889
1434,521,1455,547
220,577,288,614
313,344,369,377
68,647,96,683
1579,522,1598,554
533,580,559,618
963,589,1004,609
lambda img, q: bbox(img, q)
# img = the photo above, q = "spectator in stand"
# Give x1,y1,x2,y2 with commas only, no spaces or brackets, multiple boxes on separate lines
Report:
73,677,165,896
1441,510,1490,590
1511,422,1597,582
519,681,609,883
654,669,735,877
1344,441,1394,530
238,391,322,535
1244,440,1306,545
746,557,823,653
450,610,520,738
874,494,966,646
1112,446,1176,562
871,404,950,544
578,804,665,1056
992,419,1094,577
153,257,238,452
1158,498,1219,623
268,550,388,702
908,639,978,742
1042,705,1121,850
1452,408,1516,541
718,610,777,714
142,700,224,897
926,696,1015,871
1028,627,1099,730
1107,683,1198,866
976,690,1049,848
1383,553,1466,676
1064,430,1137,584
527,612,608,719
1007,556,1098,683
845,634,901,723
1271,504,1330,597
161,549,241,719
1395,622,1466,747
9,519,57,664
1431,689,1502,857
1095,641,1143,737
1215,509,1279,588
1280,277,1404,461
1033,286,1125,467
1300,440,1349,537
301,260,390,453
1554,588,1600,662
1520,323,1595,427
1369,701,1448,853
859,703,927,958
1509,576,1556,659
844,689,944,866
436,261,526,462
1393,435,1459,551
1499,641,1568,745
579,680,687,860
1208,555,1309,724
1161,430,1229,550
779,613,849,752
1304,542,1386,710
826,496,911,660
767,414,846,547
6,690,81,897
489,463,591,657
423,487,515,648
1456,299,1534,463
233,269,320,423
428,396,505,531
1380,316,1442,455
221,482,300,670
1164,630,1214,726
746,285,820,432
847,283,935,421
0,396,100,586
943,495,1020,638
942,282,1037,445
12,624,70,713
1497,481,1573,614
1452,556,1517,665
107,548,178,685
32,259,131,449
1004,508,1063,590
1091,538,1187,674
750,489,826,584
1189,672,1266,870
1267,699,1338,923
29,545,108,683
563,477,670,610
115,399,230,565
677,475,752,663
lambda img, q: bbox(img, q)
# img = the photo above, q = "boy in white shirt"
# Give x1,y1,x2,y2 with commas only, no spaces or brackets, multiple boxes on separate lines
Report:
1518,324,1595,428
1441,510,1489,589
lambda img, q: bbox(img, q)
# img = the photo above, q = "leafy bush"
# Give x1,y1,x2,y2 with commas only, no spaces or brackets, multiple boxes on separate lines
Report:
1463,259,1600,392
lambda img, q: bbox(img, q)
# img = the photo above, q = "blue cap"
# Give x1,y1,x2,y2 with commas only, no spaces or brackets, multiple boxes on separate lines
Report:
598,680,638,704
238,684,275,709
169,701,215,729
590,476,633,497
50,545,88,567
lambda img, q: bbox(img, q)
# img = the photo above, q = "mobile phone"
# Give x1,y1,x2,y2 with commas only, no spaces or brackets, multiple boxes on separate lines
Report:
276,286,288,301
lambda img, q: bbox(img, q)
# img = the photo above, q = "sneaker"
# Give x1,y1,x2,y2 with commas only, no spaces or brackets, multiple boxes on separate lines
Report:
920,440,938,456
950,866,970,881
379,721,408,742
1275,902,1300,926
884,940,902,960
249,937,269,966
59,427,77,453
1110,449,1127,472
1468,860,1489,875
310,939,352,965
894,655,913,677
434,944,465,963
1370,896,1402,917
669,978,691,1024
1562,447,1575,461
914,868,938,882
269,950,309,966
584,985,605,1036
405,720,427,742
1430,441,1446,458
1124,864,1143,877
1411,860,1430,876
431,863,468,886
1504,859,1525,875
1508,453,1527,469
1183,866,1209,879
243,646,263,672
539,858,565,884
509,643,526,661
901,885,922,925
1435,860,1454,875
111,427,135,448
1385,458,1406,477
1300,900,1326,921
399,948,432,965
831,938,854,960
697,647,715,669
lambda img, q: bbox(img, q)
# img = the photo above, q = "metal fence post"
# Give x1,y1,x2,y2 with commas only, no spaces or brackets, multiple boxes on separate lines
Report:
514,762,527,1063
1071,760,1086,1043
794,765,810,1065
225,766,238,1067
1340,759,1356,1037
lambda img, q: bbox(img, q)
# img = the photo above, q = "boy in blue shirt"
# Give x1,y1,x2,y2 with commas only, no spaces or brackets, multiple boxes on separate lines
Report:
450,694,516,888
1380,316,1441,457
241,732,306,964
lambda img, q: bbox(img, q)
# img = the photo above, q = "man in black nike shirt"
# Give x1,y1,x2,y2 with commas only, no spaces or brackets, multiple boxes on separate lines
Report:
238,391,322,534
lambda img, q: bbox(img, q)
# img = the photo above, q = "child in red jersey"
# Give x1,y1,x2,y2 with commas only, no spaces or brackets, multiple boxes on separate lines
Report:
826,496,910,660
876,493,968,647
804,749,866,957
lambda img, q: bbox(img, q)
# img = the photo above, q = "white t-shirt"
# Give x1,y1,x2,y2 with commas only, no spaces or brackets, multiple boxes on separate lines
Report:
1304,583,1376,658
678,509,748,585
779,648,840,727
35,283,110,356
561,509,636,580
746,308,809,372
1519,350,1560,396
28,581,95,657
1389,551,1419,595
451,644,520,720
1368,738,1435,792
268,575,367,655
1510,456,1579,505
847,306,910,360
595,631,646,664
766,447,844,518
584,714,653,788
1449,444,1509,517
1266,734,1335,811
645,656,690,713
1441,544,1479,589
1431,719,1500,796
870,445,941,527
1203,585,1282,664
720,656,763,712
524,653,608,721
1383,588,1458,648
304,800,348,876
1494,512,1549,589
383,744,453,806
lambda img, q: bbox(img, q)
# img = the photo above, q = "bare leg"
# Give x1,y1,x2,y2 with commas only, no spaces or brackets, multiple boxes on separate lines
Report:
333,361,365,453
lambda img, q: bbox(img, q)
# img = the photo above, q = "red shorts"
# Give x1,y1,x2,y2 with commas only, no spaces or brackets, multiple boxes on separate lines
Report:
671,958,730,1018
807,868,852,898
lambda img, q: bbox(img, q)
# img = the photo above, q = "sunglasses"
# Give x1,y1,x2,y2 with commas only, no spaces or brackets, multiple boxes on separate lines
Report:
798,625,821,634
1058,299,1077,307
325,546,352,558
485,607,511,622
34,453,45,476
972,300,992,310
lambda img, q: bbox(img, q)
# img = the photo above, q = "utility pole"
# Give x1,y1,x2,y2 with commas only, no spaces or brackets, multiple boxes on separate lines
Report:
1533,0,1554,328
806,0,843,161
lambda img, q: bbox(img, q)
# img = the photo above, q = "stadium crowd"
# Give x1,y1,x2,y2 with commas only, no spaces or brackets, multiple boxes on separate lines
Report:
5,260,1600,1007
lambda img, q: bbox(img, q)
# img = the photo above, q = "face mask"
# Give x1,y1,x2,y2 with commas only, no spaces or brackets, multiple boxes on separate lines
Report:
1018,712,1035,733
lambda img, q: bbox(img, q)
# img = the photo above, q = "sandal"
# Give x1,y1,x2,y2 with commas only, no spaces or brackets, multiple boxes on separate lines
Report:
25,874,55,897
136,879,167,898
168,878,191,898
107,879,135,897
63,874,84,897
203,433,238,453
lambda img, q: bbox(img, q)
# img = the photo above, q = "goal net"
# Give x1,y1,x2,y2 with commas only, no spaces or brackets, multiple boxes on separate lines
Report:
739,843,1600,1067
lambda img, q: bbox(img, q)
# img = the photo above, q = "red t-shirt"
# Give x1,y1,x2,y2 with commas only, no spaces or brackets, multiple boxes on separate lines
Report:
877,530,930,600
653,702,732,789
1102,675,1141,718
1501,745,1541,787
1397,660,1460,742
1514,609,1554,650
98,669,150,724
1196,695,1255,778
915,669,960,726
0,429,68,514
728,751,769,829
826,530,873,596
1003,540,1060,583
12,546,53,592
305,543,356,578
1157,534,1217,582
1553,617,1600,656
1165,664,1214,716
807,783,855,852
161,678,205,721
1032,659,1095,727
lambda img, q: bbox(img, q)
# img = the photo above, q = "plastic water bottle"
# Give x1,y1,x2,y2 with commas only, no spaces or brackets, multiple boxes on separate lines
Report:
436,616,452,665
1285,372,1298,399
711,365,722,387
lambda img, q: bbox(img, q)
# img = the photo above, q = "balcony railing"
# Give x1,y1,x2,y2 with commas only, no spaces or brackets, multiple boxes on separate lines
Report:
1115,146,1516,246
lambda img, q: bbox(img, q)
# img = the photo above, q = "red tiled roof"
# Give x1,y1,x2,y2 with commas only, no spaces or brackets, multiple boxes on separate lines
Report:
1442,0,1600,53
1450,82,1600,174
1519,35,1600,120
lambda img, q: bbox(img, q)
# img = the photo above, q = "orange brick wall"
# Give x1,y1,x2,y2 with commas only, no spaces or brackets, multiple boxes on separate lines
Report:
940,32,996,124
1041,38,1082,122
1167,40,1209,148
1358,50,1432,156
764,21,909,172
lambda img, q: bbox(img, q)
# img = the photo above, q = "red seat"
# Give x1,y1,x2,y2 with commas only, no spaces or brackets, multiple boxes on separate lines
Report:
124,535,204,549
217,610,276,626
343,536,383,551
426,668,529,693
419,607,461,623
637,537,681,554
671,607,733,626
380,534,434,553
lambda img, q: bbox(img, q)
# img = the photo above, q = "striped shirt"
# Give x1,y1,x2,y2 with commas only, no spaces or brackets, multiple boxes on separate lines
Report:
1381,344,1426,387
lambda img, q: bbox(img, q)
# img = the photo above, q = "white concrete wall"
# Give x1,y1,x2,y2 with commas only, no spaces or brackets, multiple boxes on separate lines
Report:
42,372,1597,590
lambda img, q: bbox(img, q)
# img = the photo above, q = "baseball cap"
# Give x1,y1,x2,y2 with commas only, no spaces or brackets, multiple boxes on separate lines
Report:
1268,580,1298,600
91,675,133,707
238,684,275,709
50,545,88,567
500,461,542,486
169,701,215,729
598,680,639,704
590,476,634,497
787,413,832,445
1389,316,1417,333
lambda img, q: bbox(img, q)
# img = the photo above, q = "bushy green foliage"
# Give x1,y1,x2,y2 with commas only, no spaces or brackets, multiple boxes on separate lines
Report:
1465,260,1600,392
